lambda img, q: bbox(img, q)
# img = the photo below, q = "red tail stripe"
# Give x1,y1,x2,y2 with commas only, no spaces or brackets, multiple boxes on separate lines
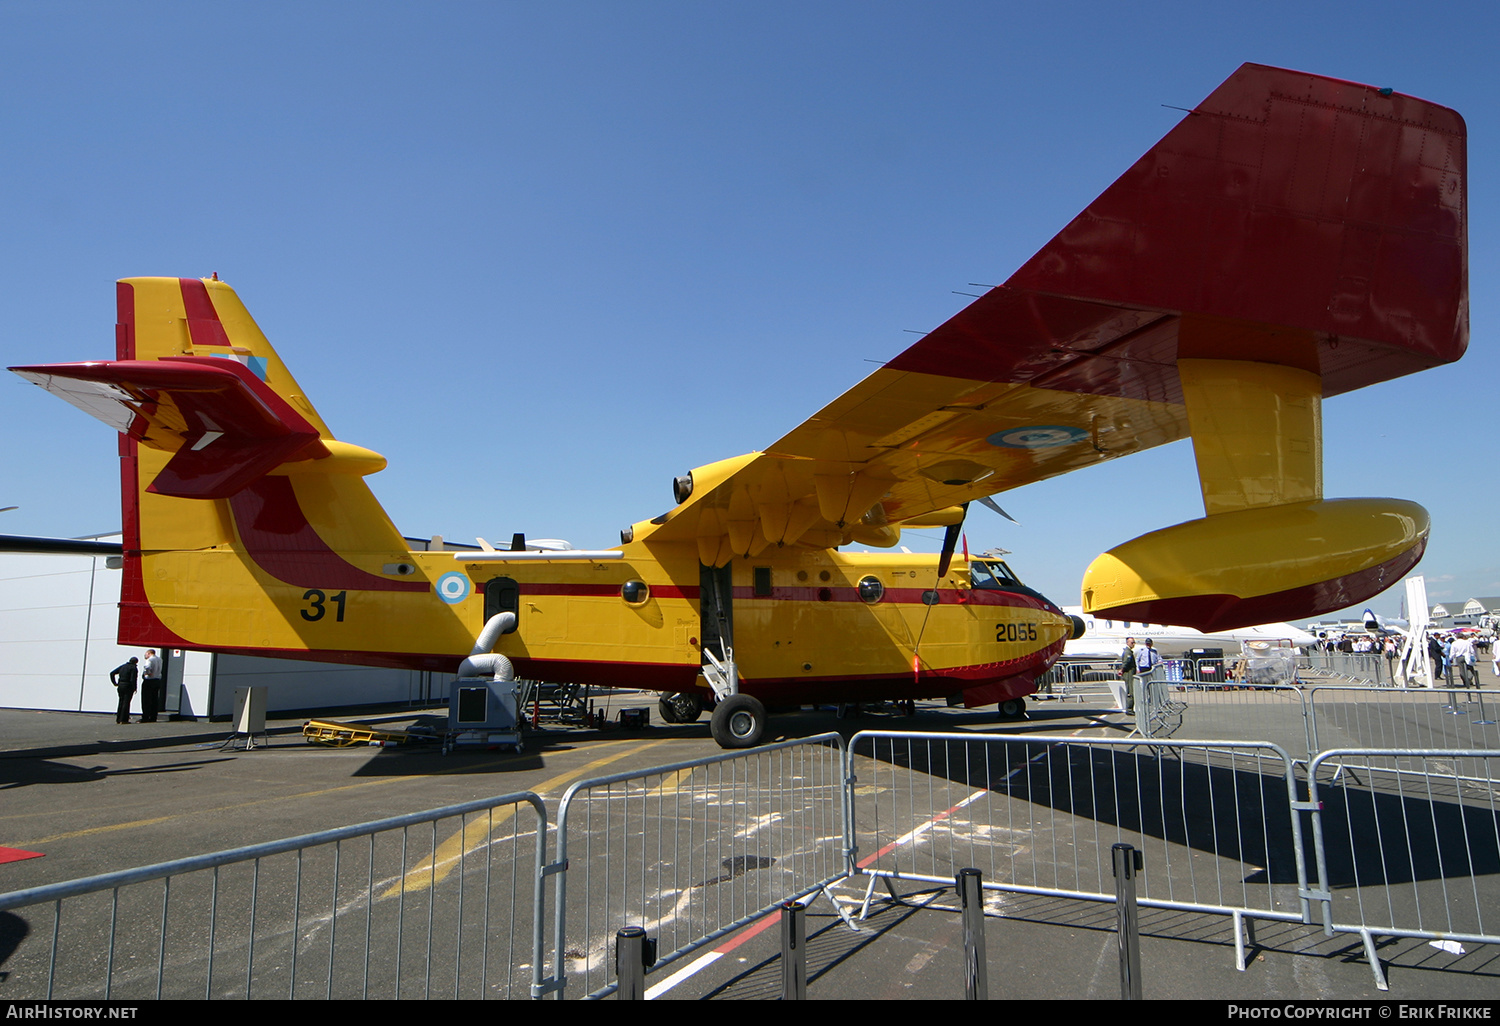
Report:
228,477,429,593
178,278,231,348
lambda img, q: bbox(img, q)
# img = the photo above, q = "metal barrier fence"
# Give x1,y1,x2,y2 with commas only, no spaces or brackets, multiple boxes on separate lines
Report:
547,732,847,999
1034,660,1122,707
1131,666,1183,737
0,792,546,1000
845,731,1310,970
1305,650,1397,685
1306,686,1500,766
1157,683,1312,759
1305,748,1500,991
1147,684,1500,767
8,720,1500,999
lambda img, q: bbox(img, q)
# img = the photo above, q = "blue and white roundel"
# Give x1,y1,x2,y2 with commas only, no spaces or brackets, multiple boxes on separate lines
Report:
987,425,1088,449
436,572,472,605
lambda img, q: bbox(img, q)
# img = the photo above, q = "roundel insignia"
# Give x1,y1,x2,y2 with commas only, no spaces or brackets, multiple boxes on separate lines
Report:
436,572,472,605
987,425,1088,449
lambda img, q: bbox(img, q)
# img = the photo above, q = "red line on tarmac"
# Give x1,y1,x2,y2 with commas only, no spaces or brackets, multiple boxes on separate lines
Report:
646,787,989,997
856,792,980,869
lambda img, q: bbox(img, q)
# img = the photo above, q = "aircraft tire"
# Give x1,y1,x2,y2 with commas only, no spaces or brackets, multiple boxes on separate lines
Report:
658,692,704,724
998,697,1027,720
710,694,766,749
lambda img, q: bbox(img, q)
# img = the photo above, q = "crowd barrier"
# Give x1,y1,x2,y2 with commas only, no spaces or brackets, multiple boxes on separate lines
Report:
844,730,1309,971
1304,650,1398,685
2,718,1495,998
546,733,847,998
0,793,546,999
1305,748,1500,991
1305,686,1500,766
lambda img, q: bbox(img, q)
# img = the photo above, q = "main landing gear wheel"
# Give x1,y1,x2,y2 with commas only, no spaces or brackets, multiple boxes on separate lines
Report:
658,692,704,724
998,697,1027,721
710,694,766,749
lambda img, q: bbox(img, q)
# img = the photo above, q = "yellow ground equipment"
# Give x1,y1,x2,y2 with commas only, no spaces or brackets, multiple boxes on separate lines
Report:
302,718,432,748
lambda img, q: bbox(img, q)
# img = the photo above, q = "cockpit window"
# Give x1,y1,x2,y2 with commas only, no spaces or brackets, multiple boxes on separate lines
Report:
969,560,1022,589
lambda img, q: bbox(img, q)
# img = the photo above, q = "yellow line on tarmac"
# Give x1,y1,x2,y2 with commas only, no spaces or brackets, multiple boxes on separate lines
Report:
647,766,696,799
19,748,555,848
384,738,671,896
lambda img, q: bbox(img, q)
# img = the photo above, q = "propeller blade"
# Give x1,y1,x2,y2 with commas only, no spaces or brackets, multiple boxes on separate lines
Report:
977,495,1018,524
936,502,969,578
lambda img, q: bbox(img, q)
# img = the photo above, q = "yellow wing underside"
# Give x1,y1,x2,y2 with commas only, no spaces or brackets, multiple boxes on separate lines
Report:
635,366,1186,566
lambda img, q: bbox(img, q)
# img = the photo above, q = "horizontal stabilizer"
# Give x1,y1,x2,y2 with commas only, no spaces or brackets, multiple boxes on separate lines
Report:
0,534,123,557
11,357,329,499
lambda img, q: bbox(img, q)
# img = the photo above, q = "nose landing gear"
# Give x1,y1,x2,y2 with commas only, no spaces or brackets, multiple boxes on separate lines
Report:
710,693,766,748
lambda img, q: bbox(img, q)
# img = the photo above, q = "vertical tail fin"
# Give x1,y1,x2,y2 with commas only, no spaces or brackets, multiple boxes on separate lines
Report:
15,277,431,650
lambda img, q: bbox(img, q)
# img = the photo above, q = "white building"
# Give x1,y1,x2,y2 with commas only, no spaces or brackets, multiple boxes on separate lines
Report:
0,539,444,718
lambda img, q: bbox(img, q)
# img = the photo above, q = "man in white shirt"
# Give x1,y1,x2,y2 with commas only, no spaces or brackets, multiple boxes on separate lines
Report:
140,649,164,722
1451,635,1478,688
1133,639,1159,717
1135,638,1160,674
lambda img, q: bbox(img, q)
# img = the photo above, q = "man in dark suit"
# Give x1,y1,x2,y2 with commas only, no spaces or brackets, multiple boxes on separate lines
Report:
110,657,139,725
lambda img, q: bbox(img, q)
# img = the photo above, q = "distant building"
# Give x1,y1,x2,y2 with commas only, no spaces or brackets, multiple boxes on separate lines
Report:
1,538,444,718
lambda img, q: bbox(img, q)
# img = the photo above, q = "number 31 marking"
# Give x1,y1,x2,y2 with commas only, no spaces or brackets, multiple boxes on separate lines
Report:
301,589,347,622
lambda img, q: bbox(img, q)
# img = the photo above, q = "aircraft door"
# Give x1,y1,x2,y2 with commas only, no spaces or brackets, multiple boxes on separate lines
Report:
164,649,183,716
484,576,520,632
699,561,733,662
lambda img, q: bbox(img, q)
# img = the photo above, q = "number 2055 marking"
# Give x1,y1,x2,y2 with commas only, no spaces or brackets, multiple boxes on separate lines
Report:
996,622,1037,642
301,589,347,622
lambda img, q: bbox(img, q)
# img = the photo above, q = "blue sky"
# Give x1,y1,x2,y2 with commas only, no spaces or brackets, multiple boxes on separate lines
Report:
2,1,1494,621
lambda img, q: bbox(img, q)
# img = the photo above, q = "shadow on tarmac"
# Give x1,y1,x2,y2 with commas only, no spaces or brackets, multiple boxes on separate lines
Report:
0,756,236,790
847,730,1500,891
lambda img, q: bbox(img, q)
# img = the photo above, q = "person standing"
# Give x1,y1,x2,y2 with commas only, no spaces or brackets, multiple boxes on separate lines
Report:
1120,638,1137,713
140,649,164,722
1452,634,1478,689
1134,638,1159,715
110,657,139,725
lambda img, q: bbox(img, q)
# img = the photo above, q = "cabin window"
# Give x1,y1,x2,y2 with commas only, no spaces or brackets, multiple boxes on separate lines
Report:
753,567,772,597
969,560,1023,590
858,576,884,604
621,580,650,605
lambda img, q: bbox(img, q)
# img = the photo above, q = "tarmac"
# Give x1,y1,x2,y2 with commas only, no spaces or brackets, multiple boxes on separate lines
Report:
0,690,1497,1003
